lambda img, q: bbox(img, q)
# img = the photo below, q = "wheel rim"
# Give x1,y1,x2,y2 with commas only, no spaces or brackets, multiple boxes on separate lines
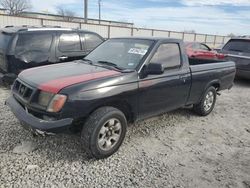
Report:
203,91,214,112
97,118,122,151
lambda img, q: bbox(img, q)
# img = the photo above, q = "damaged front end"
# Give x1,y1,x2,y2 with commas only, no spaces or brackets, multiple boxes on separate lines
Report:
5,79,73,134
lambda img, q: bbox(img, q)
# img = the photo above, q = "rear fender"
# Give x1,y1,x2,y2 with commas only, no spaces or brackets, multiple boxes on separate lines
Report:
198,79,221,103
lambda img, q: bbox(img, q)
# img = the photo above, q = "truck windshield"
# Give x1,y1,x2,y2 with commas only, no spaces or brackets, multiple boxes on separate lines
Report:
0,32,12,51
85,38,154,70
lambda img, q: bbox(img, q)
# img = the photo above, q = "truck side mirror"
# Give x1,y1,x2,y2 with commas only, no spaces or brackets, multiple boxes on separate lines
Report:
146,63,164,75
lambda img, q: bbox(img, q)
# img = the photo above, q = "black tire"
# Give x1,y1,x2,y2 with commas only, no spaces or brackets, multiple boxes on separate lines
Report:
193,86,217,116
81,106,127,159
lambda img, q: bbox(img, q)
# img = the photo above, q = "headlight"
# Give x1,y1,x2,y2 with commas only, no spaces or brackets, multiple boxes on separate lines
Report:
38,91,54,107
47,94,67,113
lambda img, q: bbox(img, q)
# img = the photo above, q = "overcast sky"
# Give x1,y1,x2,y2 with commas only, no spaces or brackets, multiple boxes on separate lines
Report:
30,0,250,35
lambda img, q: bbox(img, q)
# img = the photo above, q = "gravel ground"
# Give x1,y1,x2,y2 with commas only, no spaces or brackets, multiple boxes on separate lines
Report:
0,80,250,188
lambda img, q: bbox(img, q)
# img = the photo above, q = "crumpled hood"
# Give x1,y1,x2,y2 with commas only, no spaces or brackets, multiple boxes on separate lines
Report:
18,61,121,93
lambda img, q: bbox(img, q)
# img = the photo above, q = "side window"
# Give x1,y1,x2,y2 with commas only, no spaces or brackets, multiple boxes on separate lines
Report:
59,33,81,52
16,33,52,54
84,33,103,51
200,44,210,51
150,43,181,69
192,43,200,50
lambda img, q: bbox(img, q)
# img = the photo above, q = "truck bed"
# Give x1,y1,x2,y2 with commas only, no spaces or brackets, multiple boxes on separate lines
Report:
189,57,226,65
189,58,235,73
187,58,236,105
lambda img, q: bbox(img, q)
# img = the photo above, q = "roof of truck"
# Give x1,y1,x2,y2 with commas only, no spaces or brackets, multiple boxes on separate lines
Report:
111,36,183,42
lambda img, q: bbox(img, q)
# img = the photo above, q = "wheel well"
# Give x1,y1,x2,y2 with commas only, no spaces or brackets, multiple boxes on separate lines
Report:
211,83,220,91
106,101,134,122
71,100,134,133
90,100,135,123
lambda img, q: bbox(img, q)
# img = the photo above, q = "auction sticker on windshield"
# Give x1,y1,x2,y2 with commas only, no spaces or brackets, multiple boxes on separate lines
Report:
128,48,148,55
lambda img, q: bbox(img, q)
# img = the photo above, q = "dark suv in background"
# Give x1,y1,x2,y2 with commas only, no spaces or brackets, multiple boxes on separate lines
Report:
220,37,250,79
0,26,104,84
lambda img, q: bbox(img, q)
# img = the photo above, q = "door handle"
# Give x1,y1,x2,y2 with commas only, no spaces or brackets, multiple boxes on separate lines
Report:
59,56,68,61
179,75,187,83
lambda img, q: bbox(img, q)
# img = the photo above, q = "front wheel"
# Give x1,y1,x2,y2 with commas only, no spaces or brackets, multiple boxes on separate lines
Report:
81,107,127,159
193,86,217,116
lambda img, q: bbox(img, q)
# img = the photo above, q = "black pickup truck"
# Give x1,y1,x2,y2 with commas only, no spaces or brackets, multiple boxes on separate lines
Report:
6,37,236,159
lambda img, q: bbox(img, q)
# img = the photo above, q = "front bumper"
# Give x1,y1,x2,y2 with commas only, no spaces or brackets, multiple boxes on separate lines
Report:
5,96,73,133
236,69,250,79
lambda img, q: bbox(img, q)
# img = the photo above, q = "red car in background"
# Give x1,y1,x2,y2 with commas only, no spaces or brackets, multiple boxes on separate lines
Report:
185,42,225,60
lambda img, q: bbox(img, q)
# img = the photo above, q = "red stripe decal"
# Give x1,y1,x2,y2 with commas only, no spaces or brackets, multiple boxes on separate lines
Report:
38,70,120,94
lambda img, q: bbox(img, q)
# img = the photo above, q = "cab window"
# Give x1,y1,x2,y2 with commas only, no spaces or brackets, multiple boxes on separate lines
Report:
150,43,181,69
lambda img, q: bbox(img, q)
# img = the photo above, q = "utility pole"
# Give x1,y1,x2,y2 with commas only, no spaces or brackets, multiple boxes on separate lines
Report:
84,0,88,23
98,0,101,24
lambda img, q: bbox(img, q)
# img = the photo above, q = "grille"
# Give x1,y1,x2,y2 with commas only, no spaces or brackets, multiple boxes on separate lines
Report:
13,80,34,102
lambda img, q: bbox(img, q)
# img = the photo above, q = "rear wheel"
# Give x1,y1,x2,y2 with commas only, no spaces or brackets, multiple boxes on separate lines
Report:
81,107,127,159
193,86,217,116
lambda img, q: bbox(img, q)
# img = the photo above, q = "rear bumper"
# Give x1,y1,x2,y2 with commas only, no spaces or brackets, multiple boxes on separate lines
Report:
5,95,73,133
236,69,250,79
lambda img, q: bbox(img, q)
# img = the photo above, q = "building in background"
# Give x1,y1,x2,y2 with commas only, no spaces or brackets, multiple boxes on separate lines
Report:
19,11,134,27
0,8,7,14
0,8,134,27
0,8,229,48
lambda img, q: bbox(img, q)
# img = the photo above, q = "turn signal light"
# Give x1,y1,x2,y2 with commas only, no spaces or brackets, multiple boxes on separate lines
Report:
47,94,67,113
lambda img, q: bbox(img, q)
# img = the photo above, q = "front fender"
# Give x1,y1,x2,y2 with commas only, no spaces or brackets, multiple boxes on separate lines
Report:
61,82,139,120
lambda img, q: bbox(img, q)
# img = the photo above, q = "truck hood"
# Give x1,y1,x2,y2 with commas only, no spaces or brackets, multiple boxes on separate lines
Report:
18,61,121,93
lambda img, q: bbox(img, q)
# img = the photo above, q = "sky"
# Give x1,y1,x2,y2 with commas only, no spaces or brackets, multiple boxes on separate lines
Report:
30,0,250,36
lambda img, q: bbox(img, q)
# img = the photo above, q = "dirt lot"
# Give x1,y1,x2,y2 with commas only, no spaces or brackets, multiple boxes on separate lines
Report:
0,80,250,188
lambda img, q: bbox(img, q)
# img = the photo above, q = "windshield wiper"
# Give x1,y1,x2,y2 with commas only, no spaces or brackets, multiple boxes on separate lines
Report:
97,61,125,71
82,58,94,64
83,60,134,73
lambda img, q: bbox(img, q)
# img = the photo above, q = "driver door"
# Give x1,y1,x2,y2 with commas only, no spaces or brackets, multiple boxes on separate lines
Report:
138,43,191,119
